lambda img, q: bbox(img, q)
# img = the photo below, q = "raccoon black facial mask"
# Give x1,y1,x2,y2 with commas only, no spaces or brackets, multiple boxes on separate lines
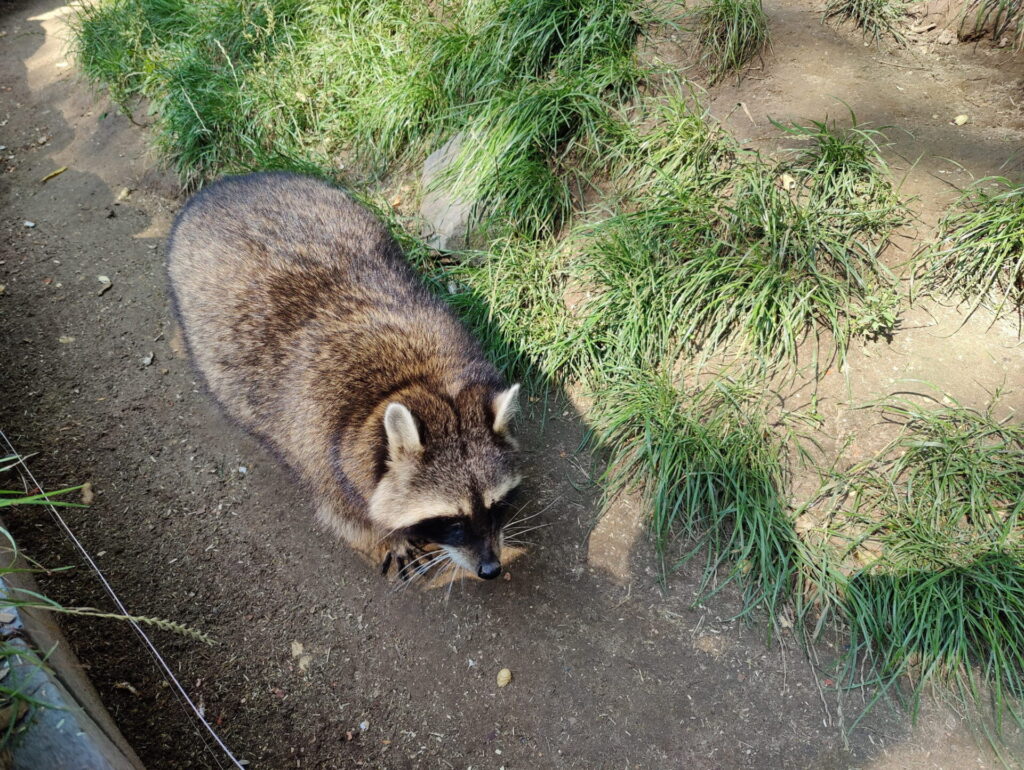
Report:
166,172,522,582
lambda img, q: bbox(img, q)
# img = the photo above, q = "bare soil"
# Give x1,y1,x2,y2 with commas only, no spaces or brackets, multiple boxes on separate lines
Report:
1,0,1023,767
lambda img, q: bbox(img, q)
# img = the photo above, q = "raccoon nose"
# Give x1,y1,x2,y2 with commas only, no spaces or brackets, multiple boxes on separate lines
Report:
477,560,502,580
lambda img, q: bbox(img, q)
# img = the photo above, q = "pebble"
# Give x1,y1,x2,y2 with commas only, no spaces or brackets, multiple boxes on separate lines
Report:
23,221,35,228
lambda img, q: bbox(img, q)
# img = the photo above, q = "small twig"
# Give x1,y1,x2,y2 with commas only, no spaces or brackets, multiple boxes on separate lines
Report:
871,58,927,70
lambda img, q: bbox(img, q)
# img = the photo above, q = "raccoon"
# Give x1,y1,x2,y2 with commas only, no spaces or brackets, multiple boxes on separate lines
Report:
166,172,521,581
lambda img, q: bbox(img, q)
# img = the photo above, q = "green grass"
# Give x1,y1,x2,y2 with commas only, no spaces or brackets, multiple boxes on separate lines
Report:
823,0,908,43
589,373,800,616
914,177,1024,318
959,0,1024,48
810,397,1024,731
692,0,770,84
571,105,904,371
72,0,648,235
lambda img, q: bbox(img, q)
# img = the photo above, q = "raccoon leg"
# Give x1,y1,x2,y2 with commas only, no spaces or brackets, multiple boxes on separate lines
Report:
380,539,431,581
379,543,411,580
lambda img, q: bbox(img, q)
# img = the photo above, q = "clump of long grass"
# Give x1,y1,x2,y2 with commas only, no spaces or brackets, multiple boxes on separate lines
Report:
72,0,650,235
589,373,799,616
692,0,770,84
913,177,1024,318
573,105,905,371
823,0,908,43
959,0,1024,48
811,397,1024,730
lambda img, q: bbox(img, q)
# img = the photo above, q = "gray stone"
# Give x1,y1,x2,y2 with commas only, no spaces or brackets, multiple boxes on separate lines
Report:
419,134,476,251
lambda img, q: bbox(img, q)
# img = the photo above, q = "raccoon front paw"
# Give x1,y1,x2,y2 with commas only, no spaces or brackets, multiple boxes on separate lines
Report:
380,543,421,581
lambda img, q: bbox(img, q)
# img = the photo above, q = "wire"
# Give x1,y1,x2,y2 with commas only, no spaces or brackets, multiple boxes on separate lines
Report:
0,428,245,770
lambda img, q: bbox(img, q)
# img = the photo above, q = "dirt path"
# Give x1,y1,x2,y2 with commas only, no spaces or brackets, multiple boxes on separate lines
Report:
1,0,1021,767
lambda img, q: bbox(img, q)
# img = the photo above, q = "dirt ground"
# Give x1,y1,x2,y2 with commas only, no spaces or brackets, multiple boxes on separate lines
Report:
2,0,1024,767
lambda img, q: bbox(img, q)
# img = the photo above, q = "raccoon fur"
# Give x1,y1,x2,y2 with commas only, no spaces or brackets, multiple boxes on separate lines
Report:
166,172,521,581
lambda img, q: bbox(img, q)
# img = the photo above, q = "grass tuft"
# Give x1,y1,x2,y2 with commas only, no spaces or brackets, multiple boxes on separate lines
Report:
811,396,1024,730
959,0,1024,48
573,105,905,370
914,177,1024,319
823,0,908,43
692,0,770,84
589,373,800,616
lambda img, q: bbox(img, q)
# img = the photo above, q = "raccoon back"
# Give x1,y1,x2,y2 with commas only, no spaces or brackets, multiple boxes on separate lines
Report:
166,172,502,505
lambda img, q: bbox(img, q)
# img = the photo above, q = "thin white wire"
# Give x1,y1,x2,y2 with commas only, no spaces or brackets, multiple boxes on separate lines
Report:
0,428,244,770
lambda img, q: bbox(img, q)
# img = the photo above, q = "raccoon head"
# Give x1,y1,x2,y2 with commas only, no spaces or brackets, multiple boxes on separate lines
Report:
368,383,521,580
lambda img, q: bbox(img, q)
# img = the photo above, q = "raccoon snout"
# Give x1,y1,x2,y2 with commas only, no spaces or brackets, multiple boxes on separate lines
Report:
477,559,502,580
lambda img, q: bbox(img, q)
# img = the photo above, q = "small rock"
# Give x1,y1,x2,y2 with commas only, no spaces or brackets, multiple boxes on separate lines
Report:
115,187,132,203
953,114,969,126
420,134,475,251
97,275,113,296
496,668,512,687
0,285,5,295
58,335,74,344
141,352,154,366
359,720,369,732
0,612,16,625
80,481,95,505
238,466,248,475
23,221,35,228
936,28,957,44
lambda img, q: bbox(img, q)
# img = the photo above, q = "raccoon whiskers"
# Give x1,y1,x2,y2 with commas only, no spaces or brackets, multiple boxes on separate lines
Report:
504,497,557,527
396,549,438,579
502,522,551,540
389,551,450,594
503,537,538,547
443,560,460,605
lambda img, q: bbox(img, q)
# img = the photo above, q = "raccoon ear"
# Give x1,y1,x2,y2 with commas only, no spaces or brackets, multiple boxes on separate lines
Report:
384,402,422,456
491,384,520,434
